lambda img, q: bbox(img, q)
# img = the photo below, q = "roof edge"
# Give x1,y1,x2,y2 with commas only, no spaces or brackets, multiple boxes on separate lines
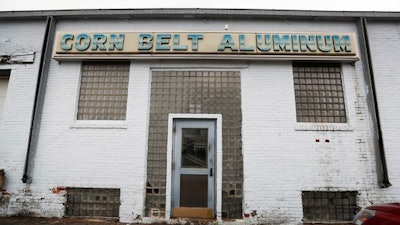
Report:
0,8,399,20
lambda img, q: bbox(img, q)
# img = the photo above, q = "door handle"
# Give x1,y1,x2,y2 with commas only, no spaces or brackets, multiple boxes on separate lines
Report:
210,168,213,177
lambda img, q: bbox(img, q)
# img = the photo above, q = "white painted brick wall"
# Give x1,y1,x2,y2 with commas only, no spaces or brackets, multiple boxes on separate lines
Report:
0,20,47,216
1,17,400,225
241,61,380,224
365,21,400,201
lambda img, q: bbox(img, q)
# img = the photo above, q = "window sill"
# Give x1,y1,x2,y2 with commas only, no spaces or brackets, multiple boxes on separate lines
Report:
294,123,353,131
71,120,128,129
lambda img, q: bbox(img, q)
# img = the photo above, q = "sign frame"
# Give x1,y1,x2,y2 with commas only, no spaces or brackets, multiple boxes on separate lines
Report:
53,31,359,61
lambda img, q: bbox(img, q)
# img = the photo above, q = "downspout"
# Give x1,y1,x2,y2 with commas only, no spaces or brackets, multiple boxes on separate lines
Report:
357,17,391,188
22,16,56,183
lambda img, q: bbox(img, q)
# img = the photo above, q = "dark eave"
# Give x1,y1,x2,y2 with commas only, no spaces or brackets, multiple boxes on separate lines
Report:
0,8,399,21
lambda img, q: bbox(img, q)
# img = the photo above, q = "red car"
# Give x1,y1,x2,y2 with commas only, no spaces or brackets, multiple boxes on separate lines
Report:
353,203,400,225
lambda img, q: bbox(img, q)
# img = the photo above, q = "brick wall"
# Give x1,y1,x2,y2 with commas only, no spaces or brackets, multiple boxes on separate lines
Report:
1,17,400,225
365,21,400,201
241,61,377,224
0,20,47,216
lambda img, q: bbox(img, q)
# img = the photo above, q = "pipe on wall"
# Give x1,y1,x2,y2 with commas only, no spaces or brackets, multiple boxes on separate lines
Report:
357,17,391,188
22,16,56,183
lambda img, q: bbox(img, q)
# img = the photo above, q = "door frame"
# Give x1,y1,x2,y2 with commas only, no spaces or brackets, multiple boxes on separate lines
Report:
166,114,222,220
172,119,215,215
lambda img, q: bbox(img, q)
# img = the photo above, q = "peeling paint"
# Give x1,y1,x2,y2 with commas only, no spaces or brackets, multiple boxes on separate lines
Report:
51,187,66,194
0,52,35,64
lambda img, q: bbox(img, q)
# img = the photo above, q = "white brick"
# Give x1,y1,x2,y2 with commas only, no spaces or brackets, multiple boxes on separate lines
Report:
1,16,400,225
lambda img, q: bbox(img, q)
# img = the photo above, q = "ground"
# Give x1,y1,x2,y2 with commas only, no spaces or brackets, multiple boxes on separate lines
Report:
0,217,131,225
0,217,354,225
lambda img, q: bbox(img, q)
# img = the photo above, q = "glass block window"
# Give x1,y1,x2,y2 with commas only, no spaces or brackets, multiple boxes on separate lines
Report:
302,191,358,223
66,188,120,218
77,62,129,120
0,70,10,120
145,71,243,219
293,63,346,123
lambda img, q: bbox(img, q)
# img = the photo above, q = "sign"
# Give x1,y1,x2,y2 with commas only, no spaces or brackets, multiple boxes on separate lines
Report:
53,32,358,61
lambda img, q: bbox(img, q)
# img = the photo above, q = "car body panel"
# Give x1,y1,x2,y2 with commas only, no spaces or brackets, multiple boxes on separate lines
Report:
353,203,400,225
367,203,400,216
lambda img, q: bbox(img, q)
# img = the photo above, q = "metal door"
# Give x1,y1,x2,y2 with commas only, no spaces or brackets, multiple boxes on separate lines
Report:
172,120,216,218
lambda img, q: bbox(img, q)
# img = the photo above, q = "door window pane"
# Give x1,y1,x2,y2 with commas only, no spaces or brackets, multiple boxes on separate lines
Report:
181,128,208,168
